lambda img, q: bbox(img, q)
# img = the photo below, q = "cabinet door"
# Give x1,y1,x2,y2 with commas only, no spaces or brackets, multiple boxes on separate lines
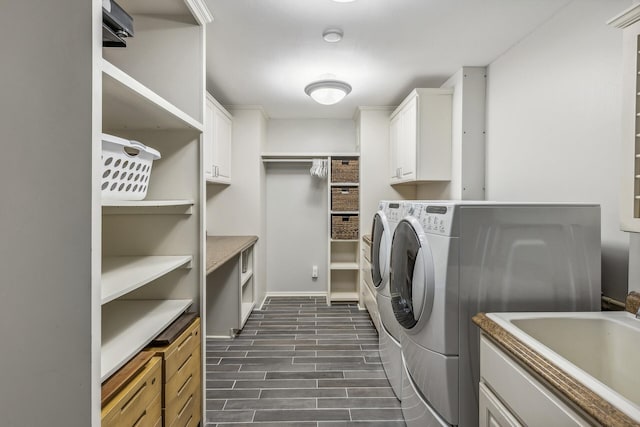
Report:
479,383,522,427
400,95,417,180
213,107,232,183
389,114,400,181
204,97,215,180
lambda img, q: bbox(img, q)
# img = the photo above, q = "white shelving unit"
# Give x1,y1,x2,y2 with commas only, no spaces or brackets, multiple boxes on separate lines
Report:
97,0,211,420
327,156,361,305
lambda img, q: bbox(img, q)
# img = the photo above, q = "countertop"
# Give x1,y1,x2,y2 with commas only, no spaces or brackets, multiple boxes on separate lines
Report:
362,234,372,246
473,296,640,427
206,235,258,275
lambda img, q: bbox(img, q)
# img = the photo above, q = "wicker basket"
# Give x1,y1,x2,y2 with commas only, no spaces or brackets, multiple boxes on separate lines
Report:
331,187,359,211
331,158,359,183
331,215,359,240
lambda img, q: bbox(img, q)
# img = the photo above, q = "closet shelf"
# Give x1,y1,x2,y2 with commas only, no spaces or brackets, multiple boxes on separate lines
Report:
102,199,194,215
101,299,192,381
121,0,212,25
331,211,359,215
330,183,360,187
330,291,359,301
330,239,359,243
102,255,192,304
102,60,203,131
330,262,360,270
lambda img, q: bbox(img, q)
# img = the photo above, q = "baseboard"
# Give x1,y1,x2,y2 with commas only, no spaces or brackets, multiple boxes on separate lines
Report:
264,291,327,298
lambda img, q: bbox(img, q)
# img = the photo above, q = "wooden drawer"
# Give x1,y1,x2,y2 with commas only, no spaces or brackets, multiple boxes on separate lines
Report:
167,386,200,427
102,357,162,427
165,348,201,423
148,318,200,383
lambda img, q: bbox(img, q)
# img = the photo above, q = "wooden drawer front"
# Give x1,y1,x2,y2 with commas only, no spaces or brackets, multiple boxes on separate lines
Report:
102,357,162,427
165,348,201,423
163,318,200,382
167,387,200,427
131,392,162,427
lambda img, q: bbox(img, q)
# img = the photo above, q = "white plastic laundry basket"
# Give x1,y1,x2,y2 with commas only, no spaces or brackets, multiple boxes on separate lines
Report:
101,133,161,201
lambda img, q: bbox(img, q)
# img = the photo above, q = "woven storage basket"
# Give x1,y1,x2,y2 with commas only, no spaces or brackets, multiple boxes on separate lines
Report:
331,187,359,211
101,133,161,201
331,158,359,183
331,215,359,240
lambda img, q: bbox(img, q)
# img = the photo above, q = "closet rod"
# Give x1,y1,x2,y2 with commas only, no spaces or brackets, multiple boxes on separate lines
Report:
262,158,314,163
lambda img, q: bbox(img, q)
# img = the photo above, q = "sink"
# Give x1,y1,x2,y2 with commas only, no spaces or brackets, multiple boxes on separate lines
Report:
487,311,640,421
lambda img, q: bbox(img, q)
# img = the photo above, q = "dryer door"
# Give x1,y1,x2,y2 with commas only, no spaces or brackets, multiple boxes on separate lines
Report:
371,211,391,290
390,218,435,329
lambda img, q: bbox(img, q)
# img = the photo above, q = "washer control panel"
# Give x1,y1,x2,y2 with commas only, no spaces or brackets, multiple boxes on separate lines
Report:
410,204,453,236
384,202,405,222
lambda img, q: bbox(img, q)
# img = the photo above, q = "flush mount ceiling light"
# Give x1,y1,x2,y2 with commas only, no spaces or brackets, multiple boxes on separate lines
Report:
323,28,343,43
304,80,352,105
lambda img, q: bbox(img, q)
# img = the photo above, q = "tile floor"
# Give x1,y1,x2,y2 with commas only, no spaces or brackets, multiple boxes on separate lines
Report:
205,296,406,426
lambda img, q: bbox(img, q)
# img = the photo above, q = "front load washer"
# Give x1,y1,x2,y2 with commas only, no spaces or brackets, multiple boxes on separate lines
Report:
371,200,406,400
390,201,601,426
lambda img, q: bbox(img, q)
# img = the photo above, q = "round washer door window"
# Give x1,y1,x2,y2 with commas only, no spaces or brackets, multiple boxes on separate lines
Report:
371,212,389,289
390,219,435,329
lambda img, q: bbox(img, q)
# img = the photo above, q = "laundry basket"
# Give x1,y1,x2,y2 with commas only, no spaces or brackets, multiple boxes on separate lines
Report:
101,133,161,201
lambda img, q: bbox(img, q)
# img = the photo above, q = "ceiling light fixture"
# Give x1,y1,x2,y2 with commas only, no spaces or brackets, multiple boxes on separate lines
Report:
323,28,343,43
304,80,352,105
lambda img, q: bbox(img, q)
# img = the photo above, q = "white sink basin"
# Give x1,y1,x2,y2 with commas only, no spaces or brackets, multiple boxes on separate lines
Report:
488,311,640,422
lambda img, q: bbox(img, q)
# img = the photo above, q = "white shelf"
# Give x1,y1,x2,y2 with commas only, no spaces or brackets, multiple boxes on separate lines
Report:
101,299,192,381
331,211,359,215
118,0,212,25
102,199,194,215
241,302,255,325
102,60,203,131
102,256,192,304
331,183,360,187
331,239,360,243
330,262,360,270
241,271,253,288
330,291,359,301
261,152,360,159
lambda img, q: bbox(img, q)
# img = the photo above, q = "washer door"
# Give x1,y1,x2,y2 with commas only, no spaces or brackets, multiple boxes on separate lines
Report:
371,211,391,289
390,218,435,329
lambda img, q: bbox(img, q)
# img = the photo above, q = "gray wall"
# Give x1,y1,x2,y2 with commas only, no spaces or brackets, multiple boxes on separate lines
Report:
0,1,98,425
484,0,630,300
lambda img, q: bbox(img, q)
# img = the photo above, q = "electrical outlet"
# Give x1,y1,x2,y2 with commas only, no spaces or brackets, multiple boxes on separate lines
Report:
312,265,318,278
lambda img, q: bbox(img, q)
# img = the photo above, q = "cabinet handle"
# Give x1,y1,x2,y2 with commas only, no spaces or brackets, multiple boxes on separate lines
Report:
398,167,403,178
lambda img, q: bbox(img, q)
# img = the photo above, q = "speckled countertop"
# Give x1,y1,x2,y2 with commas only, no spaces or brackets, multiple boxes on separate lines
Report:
206,235,258,275
473,293,640,427
362,234,372,246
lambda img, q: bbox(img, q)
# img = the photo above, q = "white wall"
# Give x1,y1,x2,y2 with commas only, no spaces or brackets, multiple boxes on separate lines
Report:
267,119,356,153
206,108,268,305
485,0,630,300
265,163,328,293
358,108,416,235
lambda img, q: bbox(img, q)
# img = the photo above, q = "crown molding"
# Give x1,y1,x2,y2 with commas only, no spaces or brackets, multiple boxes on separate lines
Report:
608,4,640,28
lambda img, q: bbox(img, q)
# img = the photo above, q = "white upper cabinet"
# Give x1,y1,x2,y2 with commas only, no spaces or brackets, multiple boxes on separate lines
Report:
205,93,232,184
389,88,453,184
609,5,640,232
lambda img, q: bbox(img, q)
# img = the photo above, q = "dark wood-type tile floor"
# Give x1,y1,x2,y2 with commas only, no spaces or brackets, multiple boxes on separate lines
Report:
206,296,406,426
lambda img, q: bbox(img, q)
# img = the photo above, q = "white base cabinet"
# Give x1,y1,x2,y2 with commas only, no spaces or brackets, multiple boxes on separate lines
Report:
479,335,595,427
205,92,232,184
389,88,453,184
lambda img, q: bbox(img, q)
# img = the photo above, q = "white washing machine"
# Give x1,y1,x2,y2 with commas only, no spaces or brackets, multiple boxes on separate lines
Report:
370,200,407,400
390,201,601,426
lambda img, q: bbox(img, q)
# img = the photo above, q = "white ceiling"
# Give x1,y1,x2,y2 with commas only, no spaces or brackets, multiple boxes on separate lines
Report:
204,0,572,119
